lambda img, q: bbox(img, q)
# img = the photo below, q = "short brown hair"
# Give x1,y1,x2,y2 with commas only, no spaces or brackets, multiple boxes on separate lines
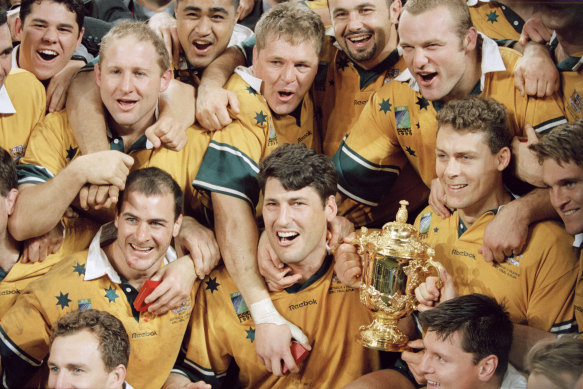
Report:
526,337,583,388
99,20,170,75
530,120,583,167
255,2,325,56
403,0,472,42
50,310,130,372
436,96,511,154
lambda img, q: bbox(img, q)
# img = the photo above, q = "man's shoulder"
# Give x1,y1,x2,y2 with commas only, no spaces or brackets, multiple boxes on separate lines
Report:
528,219,579,249
5,68,44,90
495,46,522,72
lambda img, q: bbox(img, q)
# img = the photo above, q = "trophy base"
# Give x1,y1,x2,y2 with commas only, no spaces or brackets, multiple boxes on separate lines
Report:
357,316,409,352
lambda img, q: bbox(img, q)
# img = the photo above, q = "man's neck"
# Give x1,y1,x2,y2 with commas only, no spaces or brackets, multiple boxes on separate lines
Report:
554,29,583,63
286,245,328,285
105,112,156,152
458,185,511,229
0,232,21,274
103,242,161,290
443,50,482,102
354,37,399,71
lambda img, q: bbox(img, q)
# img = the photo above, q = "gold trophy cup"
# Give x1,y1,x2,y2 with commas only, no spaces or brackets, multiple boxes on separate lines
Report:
355,200,441,352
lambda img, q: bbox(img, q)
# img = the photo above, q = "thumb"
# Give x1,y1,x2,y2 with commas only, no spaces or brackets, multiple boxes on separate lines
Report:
149,267,164,282
228,90,240,114
514,68,525,97
288,322,310,350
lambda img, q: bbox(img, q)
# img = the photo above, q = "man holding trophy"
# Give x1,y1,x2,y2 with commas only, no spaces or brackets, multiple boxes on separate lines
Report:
336,96,579,388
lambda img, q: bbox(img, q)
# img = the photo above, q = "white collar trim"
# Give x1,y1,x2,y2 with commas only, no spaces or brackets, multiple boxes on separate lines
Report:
574,233,583,249
234,66,262,94
0,85,15,114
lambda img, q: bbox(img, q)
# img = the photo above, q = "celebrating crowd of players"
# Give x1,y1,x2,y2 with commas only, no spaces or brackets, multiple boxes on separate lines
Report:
0,0,581,387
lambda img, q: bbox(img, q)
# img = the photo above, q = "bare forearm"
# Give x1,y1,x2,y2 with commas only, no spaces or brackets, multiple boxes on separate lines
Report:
67,71,109,154
199,46,245,90
9,165,86,240
212,192,269,305
159,79,196,129
514,187,557,225
510,324,555,370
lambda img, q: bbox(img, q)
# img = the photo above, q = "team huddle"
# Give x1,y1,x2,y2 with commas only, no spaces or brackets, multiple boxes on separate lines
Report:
0,0,581,388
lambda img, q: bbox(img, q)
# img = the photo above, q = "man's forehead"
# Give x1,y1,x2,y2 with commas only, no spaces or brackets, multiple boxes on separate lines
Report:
329,0,386,11
179,0,236,13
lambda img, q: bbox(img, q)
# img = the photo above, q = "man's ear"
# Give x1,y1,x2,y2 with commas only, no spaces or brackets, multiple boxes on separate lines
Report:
234,3,243,22
173,214,183,238
75,26,85,50
5,188,18,216
252,45,258,68
477,354,498,382
464,27,478,52
14,17,22,41
325,195,337,222
497,146,511,172
389,0,402,24
159,68,173,93
106,364,126,389
94,64,102,87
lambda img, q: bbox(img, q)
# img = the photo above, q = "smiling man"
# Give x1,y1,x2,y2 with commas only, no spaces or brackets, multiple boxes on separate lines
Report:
192,3,324,376
166,144,379,388
0,167,202,388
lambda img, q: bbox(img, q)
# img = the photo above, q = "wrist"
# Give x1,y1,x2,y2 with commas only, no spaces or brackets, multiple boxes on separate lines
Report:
249,298,286,325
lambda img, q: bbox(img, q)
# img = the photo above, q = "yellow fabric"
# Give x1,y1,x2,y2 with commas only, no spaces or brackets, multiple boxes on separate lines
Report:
177,262,380,388
0,68,45,160
469,2,522,41
415,206,578,332
560,69,583,122
575,247,583,332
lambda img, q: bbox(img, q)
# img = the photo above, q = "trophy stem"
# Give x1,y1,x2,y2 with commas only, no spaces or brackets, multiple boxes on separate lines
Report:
357,312,409,352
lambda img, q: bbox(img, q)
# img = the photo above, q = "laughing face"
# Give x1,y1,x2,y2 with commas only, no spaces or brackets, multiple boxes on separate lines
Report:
15,0,83,80
435,125,509,219
176,0,239,70
543,159,583,235
329,0,399,69
113,191,182,278
262,178,335,268
253,36,319,115
95,35,172,135
399,6,476,102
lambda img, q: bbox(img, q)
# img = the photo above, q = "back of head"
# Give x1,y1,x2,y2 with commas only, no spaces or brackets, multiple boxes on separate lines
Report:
403,0,472,41
531,119,583,167
258,144,337,206
99,20,170,75
0,147,17,196
437,96,511,154
526,337,583,389
20,0,84,31
419,293,513,378
254,2,325,57
50,309,130,371
0,6,7,27
117,167,183,221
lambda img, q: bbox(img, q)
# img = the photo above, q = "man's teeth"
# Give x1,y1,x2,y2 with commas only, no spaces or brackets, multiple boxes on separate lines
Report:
278,232,299,241
38,50,57,60
130,244,152,252
349,35,370,42
450,184,466,189
427,381,440,386
564,209,577,216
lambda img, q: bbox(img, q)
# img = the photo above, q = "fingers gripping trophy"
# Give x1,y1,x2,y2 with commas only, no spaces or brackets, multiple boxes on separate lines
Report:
355,200,441,351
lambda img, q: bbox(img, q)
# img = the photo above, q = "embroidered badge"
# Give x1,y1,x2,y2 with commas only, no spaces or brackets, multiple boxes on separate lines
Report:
78,298,92,310
419,212,432,233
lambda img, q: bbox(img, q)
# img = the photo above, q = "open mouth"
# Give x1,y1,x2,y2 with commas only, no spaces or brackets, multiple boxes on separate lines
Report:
37,49,58,61
130,243,153,253
277,90,294,101
419,72,437,83
347,33,372,45
193,40,213,52
117,99,137,110
427,380,440,387
277,231,299,243
563,208,579,216
448,184,467,189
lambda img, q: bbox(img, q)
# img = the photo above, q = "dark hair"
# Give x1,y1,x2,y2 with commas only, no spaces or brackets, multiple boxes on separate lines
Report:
175,0,239,10
117,167,183,220
0,7,7,26
257,144,337,206
437,96,511,153
0,147,17,196
526,337,583,389
50,309,130,371
530,119,583,167
20,0,84,32
419,293,513,377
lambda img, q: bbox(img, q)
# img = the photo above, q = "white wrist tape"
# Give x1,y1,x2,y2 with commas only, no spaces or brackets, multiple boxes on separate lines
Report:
249,298,308,345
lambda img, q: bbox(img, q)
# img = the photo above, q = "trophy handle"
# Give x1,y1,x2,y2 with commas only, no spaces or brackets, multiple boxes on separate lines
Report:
404,258,443,296
422,258,443,290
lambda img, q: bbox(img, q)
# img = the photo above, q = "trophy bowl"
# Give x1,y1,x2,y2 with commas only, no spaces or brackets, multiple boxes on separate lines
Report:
355,200,441,352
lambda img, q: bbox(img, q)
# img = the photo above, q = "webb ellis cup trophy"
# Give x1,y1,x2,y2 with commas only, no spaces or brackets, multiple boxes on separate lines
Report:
354,200,441,351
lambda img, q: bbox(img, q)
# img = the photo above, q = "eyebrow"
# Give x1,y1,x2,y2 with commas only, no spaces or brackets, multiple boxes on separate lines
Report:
30,18,75,30
182,6,229,15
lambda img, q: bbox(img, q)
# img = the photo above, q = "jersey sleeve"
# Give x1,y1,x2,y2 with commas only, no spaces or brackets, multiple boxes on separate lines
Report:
332,85,408,206
17,112,75,185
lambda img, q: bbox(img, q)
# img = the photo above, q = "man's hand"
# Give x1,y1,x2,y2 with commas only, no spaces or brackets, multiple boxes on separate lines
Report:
175,216,220,279
428,178,451,219
163,373,211,389
401,339,427,385
257,231,300,292
414,268,456,312
47,60,85,112
514,42,559,98
196,84,240,131
519,16,552,46
327,215,355,250
78,185,120,211
238,0,256,20
333,233,362,288
511,125,544,187
21,224,65,263
148,12,180,66
480,201,529,263
145,256,196,315
145,116,189,151
73,150,134,188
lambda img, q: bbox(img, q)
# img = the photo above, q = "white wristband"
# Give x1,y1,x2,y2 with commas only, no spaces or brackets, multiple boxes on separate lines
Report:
249,298,309,345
